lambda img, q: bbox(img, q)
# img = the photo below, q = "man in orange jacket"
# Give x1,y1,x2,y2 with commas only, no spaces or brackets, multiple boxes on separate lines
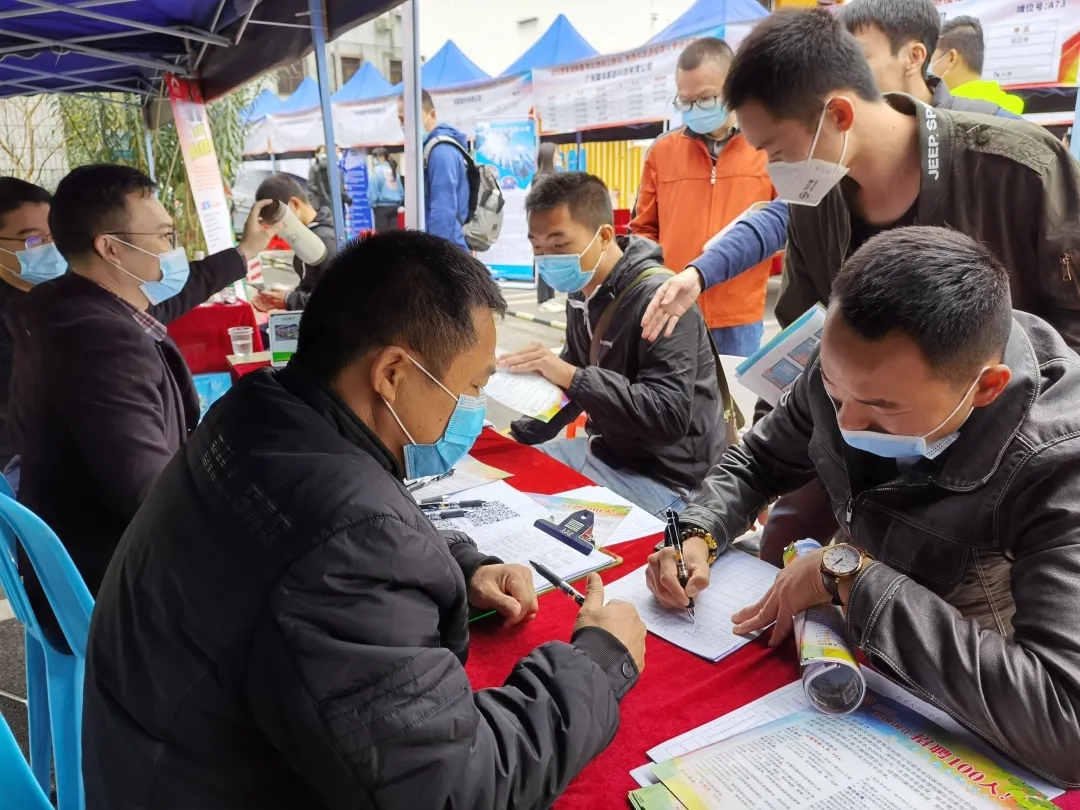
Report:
630,37,774,357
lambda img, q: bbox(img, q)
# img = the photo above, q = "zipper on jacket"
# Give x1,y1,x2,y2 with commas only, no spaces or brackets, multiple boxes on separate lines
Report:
710,164,716,186
1063,253,1080,297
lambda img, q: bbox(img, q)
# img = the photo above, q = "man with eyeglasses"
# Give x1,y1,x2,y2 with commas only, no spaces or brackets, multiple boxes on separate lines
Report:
629,37,774,358
0,177,64,490
6,164,277,650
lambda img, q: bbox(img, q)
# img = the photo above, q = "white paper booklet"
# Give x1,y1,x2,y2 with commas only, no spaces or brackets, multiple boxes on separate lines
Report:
735,303,826,407
487,348,569,422
601,551,776,661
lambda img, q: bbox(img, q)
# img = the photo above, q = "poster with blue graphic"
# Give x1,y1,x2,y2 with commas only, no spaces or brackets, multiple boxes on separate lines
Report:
343,149,373,238
474,117,539,285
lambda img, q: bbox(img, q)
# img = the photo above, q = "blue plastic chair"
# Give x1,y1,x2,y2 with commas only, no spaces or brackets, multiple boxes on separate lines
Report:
0,491,93,810
0,711,52,810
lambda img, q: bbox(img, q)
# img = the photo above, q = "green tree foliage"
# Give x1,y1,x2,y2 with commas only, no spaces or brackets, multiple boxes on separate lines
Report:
56,83,258,256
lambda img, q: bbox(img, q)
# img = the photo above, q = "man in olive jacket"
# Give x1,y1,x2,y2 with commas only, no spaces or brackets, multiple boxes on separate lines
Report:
83,231,646,809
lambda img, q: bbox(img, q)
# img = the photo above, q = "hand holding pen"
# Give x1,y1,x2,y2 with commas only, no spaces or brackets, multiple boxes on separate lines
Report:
645,511,709,616
665,510,695,623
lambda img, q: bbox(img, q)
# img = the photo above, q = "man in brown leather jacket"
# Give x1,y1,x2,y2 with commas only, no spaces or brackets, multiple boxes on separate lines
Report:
724,9,1080,565
648,226,1080,790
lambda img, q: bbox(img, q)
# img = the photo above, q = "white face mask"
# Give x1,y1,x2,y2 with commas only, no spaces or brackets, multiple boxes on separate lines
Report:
767,101,850,207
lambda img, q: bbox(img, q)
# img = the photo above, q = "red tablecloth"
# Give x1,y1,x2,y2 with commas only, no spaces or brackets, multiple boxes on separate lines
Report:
169,302,264,375
465,430,1079,810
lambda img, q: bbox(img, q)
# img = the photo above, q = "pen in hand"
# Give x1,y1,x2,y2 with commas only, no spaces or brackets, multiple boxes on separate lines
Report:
665,509,695,623
529,560,585,606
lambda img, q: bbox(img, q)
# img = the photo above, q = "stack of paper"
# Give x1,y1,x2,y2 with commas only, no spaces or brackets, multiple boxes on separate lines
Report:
638,670,1063,807
556,485,666,545
629,783,688,810
602,551,777,661
429,481,614,593
409,456,512,501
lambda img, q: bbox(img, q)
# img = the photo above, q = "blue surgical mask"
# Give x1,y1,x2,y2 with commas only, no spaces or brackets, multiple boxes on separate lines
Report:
107,237,190,306
683,103,730,136
384,355,487,480
0,242,67,285
534,228,603,294
838,372,984,459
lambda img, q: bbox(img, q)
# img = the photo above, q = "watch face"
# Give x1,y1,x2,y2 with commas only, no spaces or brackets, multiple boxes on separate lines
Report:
823,544,861,576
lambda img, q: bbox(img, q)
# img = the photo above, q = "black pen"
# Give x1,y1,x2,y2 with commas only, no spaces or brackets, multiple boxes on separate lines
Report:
665,509,695,623
429,508,467,520
529,559,585,606
420,499,486,510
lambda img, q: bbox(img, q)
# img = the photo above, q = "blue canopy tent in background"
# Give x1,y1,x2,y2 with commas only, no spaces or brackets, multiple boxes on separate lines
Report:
647,0,768,43
499,13,598,77
332,60,394,103
393,39,488,91
275,75,321,115
242,88,284,124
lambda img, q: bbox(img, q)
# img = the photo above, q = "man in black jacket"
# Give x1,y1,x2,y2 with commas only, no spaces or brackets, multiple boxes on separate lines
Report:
0,178,63,486
83,230,646,809
7,163,276,648
251,172,339,313
502,172,726,516
647,227,1080,788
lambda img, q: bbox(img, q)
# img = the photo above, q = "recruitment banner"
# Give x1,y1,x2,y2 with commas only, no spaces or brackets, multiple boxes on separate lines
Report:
266,108,325,153
334,97,403,147
167,75,237,256
933,0,1080,85
343,149,373,237
474,117,539,285
532,38,693,134
434,74,534,140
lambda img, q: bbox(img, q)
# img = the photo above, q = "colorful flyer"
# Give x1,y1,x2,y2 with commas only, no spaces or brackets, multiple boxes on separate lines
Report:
653,697,1057,810
268,311,301,368
527,493,631,546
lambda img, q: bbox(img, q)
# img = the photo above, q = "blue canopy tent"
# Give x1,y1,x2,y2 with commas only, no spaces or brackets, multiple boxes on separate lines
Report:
0,1,403,101
647,0,768,44
332,60,394,104
242,88,283,124
275,76,321,115
500,14,598,77
393,39,489,91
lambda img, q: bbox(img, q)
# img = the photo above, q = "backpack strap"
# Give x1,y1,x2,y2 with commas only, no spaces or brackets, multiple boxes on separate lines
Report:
423,135,472,167
588,266,744,433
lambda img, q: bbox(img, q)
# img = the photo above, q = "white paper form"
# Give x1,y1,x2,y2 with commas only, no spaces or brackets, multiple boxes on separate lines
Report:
485,368,568,422
430,481,610,592
602,552,776,661
558,485,666,545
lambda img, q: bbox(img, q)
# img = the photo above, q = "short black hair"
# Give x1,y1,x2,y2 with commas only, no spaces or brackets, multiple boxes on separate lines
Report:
0,177,51,232
840,0,941,75
255,173,309,206
723,9,880,126
295,230,506,382
49,164,156,261
525,172,613,232
939,16,984,75
677,37,733,72
832,226,1013,382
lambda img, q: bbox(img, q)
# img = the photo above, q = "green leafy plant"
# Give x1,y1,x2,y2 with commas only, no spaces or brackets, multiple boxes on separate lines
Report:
54,82,259,256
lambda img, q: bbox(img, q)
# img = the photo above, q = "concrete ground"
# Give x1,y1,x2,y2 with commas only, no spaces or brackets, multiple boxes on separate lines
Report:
0,268,780,761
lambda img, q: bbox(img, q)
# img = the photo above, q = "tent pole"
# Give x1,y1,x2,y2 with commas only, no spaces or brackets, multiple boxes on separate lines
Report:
309,0,346,247
402,0,425,230
144,129,156,182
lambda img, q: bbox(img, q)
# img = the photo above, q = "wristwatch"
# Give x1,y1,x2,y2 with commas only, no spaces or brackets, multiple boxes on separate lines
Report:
819,543,869,606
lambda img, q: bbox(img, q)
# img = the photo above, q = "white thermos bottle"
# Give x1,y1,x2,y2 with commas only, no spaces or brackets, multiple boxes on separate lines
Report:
258,200,328,266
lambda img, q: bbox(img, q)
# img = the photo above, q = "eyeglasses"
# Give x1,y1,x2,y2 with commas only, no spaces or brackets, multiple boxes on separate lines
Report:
0,234,53,250
672,93,724,114
106,230,179,250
